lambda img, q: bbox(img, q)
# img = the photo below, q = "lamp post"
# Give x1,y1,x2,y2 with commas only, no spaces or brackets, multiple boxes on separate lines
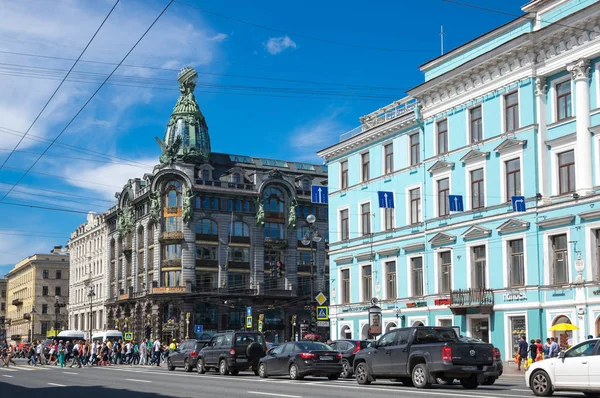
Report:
87,286,95,340
54,295,61,335
301,214,323,327
29,306,37,342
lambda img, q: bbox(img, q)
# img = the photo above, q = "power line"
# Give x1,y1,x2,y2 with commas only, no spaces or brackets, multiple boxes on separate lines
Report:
0,0,176,206
1,200,92,215
0,0,121,171
2,166,123,189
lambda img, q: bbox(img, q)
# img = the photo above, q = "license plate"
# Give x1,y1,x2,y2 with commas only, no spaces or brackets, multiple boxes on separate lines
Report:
462,366,477,371
236,358,247,362
320,356,333,361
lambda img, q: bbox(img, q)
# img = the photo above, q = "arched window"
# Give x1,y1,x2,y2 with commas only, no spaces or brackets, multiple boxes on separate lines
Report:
163,180,182,207
196,219,218,235
263,187,284,213
229,221,249,237
201,169,210,181
232,173,241,183
147,223,155,245
301,178,310,191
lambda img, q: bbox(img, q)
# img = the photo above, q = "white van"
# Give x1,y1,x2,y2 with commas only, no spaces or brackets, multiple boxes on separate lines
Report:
57,330,85,343
92,330,123,343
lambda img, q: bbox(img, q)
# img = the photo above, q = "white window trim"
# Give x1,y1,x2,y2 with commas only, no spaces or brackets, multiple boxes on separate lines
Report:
408,316,428,327
584,221,600,283
465,241,490,289
434,118,449,156
594,133,600,187
406,254,425,297
550,74,573,123
500,88,521,134
357,199,372,237
546,309,578,346
339,159,349,190
464,158,487,211
502,233,528,288
358,262,373,303
338,321,354,340
434,249,454,294
338,266,352,305
380,193,397,232
465,314,491,339
405,183,422,226
550,140,576,196
360,150,370,183
466,103,484,144
596,63,600,111
433,170,452,217
337,205,350,242
543,227,572,286
435,315,454,327
359,320,371,340
407,131,421,167
382,257,399,300
499,148,524,203
381,141,394,175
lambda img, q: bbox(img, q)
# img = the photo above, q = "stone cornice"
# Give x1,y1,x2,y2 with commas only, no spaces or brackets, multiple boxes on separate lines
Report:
462,225,492,240
567,58,591,81
428,232,456,247
537,215,575,229
497,218,530,234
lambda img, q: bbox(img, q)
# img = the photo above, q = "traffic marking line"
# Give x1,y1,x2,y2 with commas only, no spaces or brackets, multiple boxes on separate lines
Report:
125,378,152,383
62,372,78,375
2,375,13,378
48,383,66,387
248,392,302,398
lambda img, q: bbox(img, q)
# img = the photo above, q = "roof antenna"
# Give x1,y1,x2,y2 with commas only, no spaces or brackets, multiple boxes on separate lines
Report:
440,25,445,55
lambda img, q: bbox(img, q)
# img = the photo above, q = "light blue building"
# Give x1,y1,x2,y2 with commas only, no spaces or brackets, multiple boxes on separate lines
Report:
318,0,600,360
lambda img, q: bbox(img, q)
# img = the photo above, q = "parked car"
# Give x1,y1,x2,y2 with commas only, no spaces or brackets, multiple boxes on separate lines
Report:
353,326,494,389
450,337,502,385
329,339,370,378
258,341,342,380
197,331,267,375
526,338,600,397
167,339,211,372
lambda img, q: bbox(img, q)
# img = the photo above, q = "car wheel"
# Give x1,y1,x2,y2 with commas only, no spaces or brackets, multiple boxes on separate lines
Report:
167,359,175,371
258,363,268,378
531,370,553,397
230,369,240,376
184,360,192,373
328,374,340,381
460,376,479,390
341,359,352,378
219,359,229,375
354,362,371,385
289,363,303,380
412,364,432,389
253,367,259,376
482,377,496,386
197,358,206,374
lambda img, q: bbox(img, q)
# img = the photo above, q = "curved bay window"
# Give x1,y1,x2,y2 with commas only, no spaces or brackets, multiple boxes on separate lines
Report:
263,187,284,214
264,222,285,239
163,181,183,234
147,222,155,271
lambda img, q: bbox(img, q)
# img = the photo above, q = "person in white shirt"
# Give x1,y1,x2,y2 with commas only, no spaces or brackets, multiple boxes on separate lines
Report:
69,341,82,368
36,342,46,365
140,340,148,365
90,342,98,366
152,339,161,367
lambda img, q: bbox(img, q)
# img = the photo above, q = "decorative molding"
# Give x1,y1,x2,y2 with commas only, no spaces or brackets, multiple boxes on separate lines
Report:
536,215,575,229
427,160,455,174
494,138,527,153
428,232,456,247
579,209,600,221
462,225,492,240
402,242,425,252
535,76,548,97
376,247,400,257
334,255,353,264
567,58,591,81
355,252,375,261
545,132,577,148
460,149,489,164
497,218,530,234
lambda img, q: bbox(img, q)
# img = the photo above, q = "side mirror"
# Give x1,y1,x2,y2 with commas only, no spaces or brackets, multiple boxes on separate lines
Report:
558,351,565,359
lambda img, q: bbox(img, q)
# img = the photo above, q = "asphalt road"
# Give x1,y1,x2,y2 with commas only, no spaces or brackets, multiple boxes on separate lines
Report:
0,358,581,398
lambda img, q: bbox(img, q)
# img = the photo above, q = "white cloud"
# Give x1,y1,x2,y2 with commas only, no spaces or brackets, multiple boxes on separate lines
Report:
288,112,347,162
264,35,297,55
0,234,62,277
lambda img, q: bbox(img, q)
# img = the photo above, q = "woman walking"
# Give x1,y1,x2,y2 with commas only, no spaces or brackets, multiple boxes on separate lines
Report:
58,341,65,368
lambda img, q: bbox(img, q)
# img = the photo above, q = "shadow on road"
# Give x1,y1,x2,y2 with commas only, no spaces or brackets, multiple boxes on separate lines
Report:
0,382,175,398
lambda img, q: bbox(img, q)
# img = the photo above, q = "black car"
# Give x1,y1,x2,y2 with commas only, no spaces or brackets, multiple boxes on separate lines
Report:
329,340,370,378
197,331,267,375
167,339,210,372
258,341,343,380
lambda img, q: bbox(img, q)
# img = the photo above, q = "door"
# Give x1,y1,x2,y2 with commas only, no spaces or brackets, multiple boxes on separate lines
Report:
588,341,600,389
553,340,596,388
470,318,490,343
387,329,411,376
371,330,398,376
278,343,296,374
265,345,285,375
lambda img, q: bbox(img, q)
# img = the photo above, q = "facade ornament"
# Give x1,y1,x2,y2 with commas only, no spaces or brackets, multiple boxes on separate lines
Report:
254,196,265,227
534,76,548,97
117,203,135,236
182,188,195,225
155,135,183,165
149,191,161,223
268,169,283,180
287,198,297,229
567,58,591,81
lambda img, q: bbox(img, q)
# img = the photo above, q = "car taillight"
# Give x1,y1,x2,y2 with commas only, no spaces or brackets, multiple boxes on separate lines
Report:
442,346,452,362
352,346,360,354
190,351,198,358
230,349,236,356
336,353,342,359
299,352,317,359
493,348,500,358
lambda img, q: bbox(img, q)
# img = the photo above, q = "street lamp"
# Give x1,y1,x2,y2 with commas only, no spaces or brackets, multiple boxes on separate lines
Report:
54,295,62,334
87,286,95,340
29,306,37,342
301,214,323,311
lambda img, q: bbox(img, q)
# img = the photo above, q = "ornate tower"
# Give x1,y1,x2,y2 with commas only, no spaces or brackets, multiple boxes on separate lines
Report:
156,66,211,164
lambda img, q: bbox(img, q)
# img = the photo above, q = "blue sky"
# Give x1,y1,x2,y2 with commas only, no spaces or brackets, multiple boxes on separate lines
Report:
0,0,526,276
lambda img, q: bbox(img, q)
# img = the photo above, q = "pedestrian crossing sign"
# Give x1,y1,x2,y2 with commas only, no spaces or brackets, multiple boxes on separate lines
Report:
316,306,329,321
246,315,253,329
124,332,133,341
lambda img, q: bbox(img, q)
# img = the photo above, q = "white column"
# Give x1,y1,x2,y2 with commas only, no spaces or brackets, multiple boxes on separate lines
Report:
535,77,550,202
567,58,593,196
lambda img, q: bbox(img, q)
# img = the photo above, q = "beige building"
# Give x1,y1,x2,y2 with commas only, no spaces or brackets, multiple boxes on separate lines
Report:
6,247,69,343
0,279,6,341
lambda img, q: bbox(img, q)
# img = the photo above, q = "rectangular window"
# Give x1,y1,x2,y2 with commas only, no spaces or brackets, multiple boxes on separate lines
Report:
410,187,421,224
148,247,154,270
340,160,349,189
340,209,349,240
508,239,525,287
470,105,483,143
42,304,48,314
162,244,182,260
552,234,568,285
384,143,394,174
470,168,485,209
386,261,397,299
505,158,521,201
596,230,600,282
439,251,452,294
196,245,218,261
361,152,370,182
558,150,575,194
437,178,449,217
55,286,61,296
411,257,423,297
472,245,486,289
56,270,62,279
556,80,572,121
361,203,371,235
437,119,448,154
341,269,350,304
42,270,49,279
410,133,420,165
505,92,519,132
384,207,394,231
42,286,48,296
362,265,372,301
41,322,49,336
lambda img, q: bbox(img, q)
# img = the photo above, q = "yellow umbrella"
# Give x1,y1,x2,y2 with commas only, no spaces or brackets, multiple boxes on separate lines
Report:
549,323,579,332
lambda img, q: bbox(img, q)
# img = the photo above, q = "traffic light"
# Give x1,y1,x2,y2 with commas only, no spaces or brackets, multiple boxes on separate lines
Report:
276,261,284,279
145,324,151,339
310,308,317,332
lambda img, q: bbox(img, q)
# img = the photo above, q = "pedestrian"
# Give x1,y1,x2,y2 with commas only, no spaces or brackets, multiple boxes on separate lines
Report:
549,337,559,358
90,340,97,366
69,340,81,368
543,338,551,357
140,340,147,366
152,338,161,366
27,344,37,366
528,339,538,364
517,335,528,371
58,341,65,368
535,339,544,361
133,341,139,365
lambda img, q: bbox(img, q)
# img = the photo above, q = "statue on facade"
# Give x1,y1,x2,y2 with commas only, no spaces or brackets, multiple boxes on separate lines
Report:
183,188,194,225
254,196,265,227
155,135,183,165
117,203,135,236
149,191,161,223
287,198,297,229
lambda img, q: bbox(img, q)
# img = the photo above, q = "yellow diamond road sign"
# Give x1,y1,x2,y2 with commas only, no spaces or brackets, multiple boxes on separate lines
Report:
315,292,327,306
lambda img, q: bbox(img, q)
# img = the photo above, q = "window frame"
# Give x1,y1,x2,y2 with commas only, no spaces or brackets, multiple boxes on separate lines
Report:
436,119,448,155
409,187,421,224
551,233,569,285
438,251,452,294
361,151,370,182
340,268,351,304
339,207,350,241
504,157,522,201
340,160,349,190
558,150,575,194
359,201,371,236
385,260,397,300
383,143,394,174
469,105,483,143
410,256,424,297
470,167,485,210
507,238,525,287
437,177,450,217
361,264,372,302
504,91,519,133
409,132,420,166
555,79,573,121
470,244,487,289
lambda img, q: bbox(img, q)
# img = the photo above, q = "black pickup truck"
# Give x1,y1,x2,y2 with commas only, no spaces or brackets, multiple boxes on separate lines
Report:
353,326,494,389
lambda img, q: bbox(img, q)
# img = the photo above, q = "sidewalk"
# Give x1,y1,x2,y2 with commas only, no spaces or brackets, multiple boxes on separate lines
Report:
502,360,529,378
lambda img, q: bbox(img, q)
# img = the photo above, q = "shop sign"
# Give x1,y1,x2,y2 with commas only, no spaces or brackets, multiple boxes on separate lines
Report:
340,305,370,313
434,298,450,306
503,292,527,302
406,301,427,308
153,287,186,294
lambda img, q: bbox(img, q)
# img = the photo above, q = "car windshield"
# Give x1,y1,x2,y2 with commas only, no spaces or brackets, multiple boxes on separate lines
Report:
296,342,332,351
414,328,459,344
235,334,265,346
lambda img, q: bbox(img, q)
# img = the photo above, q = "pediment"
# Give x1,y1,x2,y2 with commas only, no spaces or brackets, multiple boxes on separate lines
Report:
496,218,530,234
537,215,575,229
462,225,491,240
355,252,375,262
402,242,425,253
460,149,489,164
427,160,454,174
494,138,526,153
334,255,353,264
428,232,456,247
377,247,400,257
579,209,600,221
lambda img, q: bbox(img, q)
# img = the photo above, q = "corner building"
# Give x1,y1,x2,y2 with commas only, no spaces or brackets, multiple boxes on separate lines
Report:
104,67,328,342
319,0,600,360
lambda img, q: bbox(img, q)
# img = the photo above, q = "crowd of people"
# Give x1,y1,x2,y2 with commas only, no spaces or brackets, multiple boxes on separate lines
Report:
1,338,177,368
515,334,596,371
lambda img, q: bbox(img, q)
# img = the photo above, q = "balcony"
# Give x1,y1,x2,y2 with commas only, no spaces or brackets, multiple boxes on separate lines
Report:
195,179,256,191
160,231,184,243
12,298,23,306
264,238,288,249
162,259,182,268
449,288,494,315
